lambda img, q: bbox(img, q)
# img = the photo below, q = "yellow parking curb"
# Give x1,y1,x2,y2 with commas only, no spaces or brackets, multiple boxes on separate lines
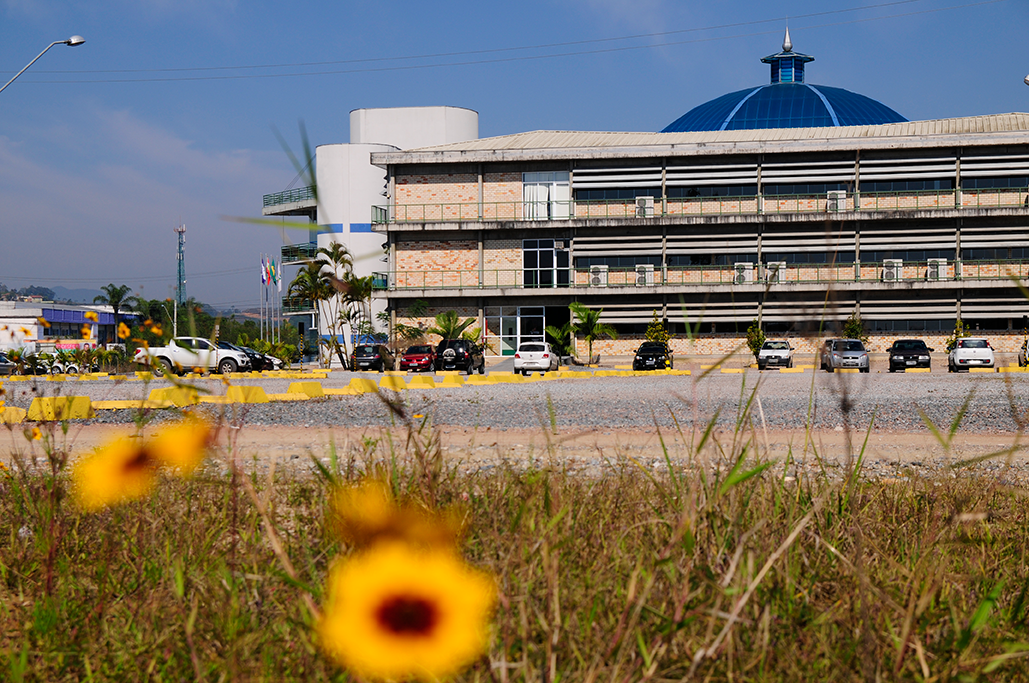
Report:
379,376,407,390
1,407,28,423
287,381,325,398
266,393,310,401
28,396,95,420
969,367,996,373
904,368,931,373
779,367,805,373
720,368,745,374
835,368,860,374
408,375,437,389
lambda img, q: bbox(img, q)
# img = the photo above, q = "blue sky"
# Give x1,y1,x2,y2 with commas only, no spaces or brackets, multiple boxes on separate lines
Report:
2,0,1027,310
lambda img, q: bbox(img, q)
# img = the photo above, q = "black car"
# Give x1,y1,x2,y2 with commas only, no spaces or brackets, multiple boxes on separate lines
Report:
888,339,933,372
217,342,258,371
632,341,673,371
435,340,485,374
0,352,15,376
354,344,394,372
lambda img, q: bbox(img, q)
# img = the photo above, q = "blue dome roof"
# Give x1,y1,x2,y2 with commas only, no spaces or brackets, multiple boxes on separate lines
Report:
661,31,907,132
661,83,907,132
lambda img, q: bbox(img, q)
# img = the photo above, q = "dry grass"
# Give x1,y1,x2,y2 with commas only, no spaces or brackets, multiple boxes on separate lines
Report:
2,393,1029,682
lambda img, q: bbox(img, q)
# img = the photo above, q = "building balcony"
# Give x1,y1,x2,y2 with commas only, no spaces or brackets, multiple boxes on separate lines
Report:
281,298,316,314
372,189,1029,226
281,242,319,264
263,185,317,219
372,259,1029,295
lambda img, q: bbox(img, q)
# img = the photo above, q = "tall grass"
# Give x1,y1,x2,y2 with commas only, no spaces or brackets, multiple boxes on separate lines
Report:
2,389,1029,681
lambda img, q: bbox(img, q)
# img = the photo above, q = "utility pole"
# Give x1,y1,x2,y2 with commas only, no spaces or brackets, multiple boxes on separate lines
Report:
174,224,187,306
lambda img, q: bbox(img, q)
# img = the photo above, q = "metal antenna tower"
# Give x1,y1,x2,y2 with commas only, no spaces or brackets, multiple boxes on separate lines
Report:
174,224,187,305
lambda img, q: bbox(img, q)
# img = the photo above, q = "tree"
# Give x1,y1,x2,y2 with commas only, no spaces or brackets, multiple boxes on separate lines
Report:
569,302,618,364
93,284,133,328
645,311,672,345
945,318,969,352
317,242,357,368
745,319,766,358
545,321,574,358
427,310,477,340
842,311,869,343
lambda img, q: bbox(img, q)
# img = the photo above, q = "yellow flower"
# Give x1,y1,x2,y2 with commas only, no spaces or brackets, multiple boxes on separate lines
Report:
84,311,98,322
30,427,41,441
150,323,163,336
328,480,463,549
146,416,213,474
118,322,131,339
18,327,30,336
73,437,158,511
81,324,92,339
319,542,495,680
36,317,50,328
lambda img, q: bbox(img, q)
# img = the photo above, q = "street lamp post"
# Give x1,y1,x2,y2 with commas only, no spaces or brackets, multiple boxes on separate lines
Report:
0,35,85,96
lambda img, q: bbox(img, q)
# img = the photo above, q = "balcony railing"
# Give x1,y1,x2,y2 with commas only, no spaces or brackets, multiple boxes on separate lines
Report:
372,189,1029,224
281,242,319,264
263,185,316,208
281,298,316,314
372,260,1029,291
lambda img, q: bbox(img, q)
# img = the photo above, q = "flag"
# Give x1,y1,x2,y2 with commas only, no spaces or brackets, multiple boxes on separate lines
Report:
260,256,267,285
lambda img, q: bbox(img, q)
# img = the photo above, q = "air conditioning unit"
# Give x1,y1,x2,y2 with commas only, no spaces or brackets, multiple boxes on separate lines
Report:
635,264,655,286
927,258,947,281
883,259,903,282
734,262,754,285
589,264,608,287
635,196,655,218
764,261,787,283
827,190,847,212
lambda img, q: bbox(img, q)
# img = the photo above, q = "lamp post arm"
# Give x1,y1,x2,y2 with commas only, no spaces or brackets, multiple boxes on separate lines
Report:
0,41,64,96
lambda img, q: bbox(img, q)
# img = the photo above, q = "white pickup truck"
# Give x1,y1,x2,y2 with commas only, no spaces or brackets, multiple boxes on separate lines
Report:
133,337,251,376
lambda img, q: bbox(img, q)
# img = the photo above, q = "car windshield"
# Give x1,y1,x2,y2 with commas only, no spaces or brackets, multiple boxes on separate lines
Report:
840,341,865,352
895,340,927,351
519,344,545,353
762,341,789,350
355,345,378,354
638,343,665,352
406,346,432,354
960,339,988,348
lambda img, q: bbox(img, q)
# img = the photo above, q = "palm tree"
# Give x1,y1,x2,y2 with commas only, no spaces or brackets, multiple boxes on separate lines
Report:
93,283,133,329
288,263,331,363
426,310,477,340
569,302,618,365
544,321,574,359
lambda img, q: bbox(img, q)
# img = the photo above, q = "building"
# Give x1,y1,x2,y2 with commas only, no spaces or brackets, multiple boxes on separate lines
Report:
0,301,134,352
262,107,478,356
366,34,1029,357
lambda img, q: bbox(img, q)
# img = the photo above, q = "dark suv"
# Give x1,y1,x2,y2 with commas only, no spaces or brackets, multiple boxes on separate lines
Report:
354,344,394,372
887,339,933,372
632,341,673,370
435,340,485,374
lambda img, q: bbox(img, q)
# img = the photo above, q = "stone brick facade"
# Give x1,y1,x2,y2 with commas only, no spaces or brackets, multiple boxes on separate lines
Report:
482,172,521,220
395,173,478,221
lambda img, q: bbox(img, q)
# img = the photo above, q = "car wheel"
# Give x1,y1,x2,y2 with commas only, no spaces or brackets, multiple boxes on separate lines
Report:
218,358,238,375
787,359,793,368
154,358,173,377
478,362,485,375
860,367,869,373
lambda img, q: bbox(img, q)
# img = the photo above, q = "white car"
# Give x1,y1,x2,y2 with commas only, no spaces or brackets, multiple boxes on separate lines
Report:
757,340,793,369
948,337,994,372
133,336,251,376
513,342,559,376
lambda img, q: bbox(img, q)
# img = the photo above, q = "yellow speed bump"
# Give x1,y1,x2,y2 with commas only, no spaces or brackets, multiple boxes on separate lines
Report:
379,375,407,390
1,407,27,423
226,386,270,403
463,375,490,385
347,377,379,394
27,396,95,420
287,381,325,398
408,375,437,389
439,374,465,387
148,386,200,406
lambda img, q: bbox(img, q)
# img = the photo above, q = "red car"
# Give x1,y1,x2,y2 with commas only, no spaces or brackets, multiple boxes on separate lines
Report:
400,345,436,372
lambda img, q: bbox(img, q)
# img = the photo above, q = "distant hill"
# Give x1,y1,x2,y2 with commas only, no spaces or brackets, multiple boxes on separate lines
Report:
52,286,103,304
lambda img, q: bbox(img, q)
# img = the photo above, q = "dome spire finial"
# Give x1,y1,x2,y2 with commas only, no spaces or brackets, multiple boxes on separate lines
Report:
783,27,792,52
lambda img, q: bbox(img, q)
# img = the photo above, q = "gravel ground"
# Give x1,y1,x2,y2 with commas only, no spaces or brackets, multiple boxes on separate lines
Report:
4,366,1028,434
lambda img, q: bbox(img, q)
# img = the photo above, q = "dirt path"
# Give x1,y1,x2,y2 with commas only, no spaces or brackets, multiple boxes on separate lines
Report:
8,423,1027,469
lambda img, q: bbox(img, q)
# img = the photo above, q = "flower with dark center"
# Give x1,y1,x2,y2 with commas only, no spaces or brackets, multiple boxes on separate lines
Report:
319,541,495,680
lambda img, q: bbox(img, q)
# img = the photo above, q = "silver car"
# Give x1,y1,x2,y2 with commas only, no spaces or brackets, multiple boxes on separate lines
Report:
513,342,559,376
820,338,870,373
